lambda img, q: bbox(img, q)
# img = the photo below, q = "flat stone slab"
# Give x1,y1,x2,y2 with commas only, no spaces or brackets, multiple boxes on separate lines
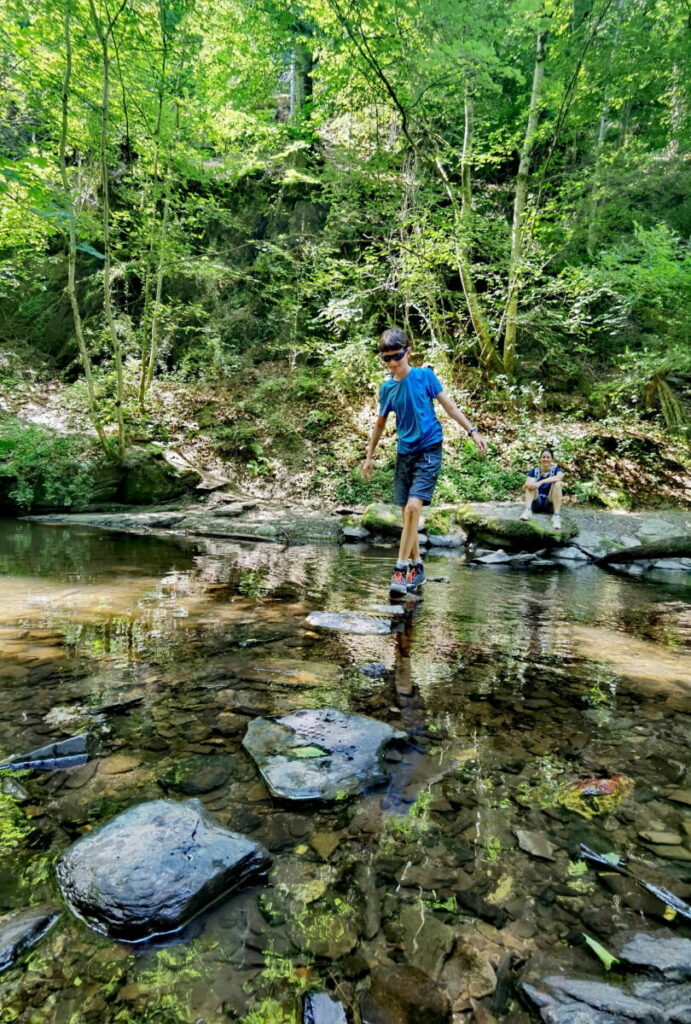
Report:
619,933,691,980
0,734,89,772
304,611,392,635
0,904,62,973
56,798,270,941
242,708,406,801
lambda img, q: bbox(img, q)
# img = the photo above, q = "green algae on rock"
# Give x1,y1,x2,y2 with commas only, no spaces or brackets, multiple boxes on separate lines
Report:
456,509,578,550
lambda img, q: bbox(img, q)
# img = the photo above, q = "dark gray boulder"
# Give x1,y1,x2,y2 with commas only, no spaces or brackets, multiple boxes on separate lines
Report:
0,904,61,973
242,708,406,801
619,934,691,981
304,992,348,1023
0,733,89,772
55,798,270,941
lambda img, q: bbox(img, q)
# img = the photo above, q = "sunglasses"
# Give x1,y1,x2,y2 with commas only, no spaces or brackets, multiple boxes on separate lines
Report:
380,348,408,363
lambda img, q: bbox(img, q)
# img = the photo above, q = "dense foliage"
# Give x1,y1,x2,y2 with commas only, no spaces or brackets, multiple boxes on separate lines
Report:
0,0,689,461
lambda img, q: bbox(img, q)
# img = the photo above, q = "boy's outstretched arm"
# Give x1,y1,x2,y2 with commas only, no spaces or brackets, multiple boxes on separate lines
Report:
362,414,388,481
435,392,488,454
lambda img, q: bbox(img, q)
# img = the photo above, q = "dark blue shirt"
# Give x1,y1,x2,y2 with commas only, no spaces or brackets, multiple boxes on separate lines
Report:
528,465,563,499
379,367,444,454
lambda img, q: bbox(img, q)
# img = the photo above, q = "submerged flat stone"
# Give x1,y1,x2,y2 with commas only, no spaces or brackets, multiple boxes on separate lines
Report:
304,611,392,635
56,798,270,941
0,734,89,772
242,708,406,801
0,904,62,973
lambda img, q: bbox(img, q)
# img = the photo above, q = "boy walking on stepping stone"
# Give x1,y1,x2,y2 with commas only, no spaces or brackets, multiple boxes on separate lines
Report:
363,329,488,596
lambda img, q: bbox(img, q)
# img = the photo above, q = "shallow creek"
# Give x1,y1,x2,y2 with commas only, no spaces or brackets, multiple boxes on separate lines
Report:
0,519,690,1023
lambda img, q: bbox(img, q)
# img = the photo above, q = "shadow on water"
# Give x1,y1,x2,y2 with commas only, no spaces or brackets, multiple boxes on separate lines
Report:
0,519,690,1022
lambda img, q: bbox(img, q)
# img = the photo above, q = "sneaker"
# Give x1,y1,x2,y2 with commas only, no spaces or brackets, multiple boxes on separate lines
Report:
389,566,408,596
551,513,561,530
406,563,426,590
519,508,532,521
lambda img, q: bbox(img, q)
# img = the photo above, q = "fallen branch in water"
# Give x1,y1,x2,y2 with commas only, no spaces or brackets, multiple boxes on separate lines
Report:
593,536,691,566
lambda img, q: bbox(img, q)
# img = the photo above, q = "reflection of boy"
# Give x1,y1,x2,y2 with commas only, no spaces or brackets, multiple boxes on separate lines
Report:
363,328,488,596
519,447,563,529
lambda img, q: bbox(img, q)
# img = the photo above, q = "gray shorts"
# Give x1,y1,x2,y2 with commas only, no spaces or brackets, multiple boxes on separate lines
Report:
393,443,442,506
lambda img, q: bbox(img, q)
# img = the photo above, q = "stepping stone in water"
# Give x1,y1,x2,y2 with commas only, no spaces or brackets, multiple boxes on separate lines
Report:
304,611,392,635
56,798,270,941
242,708,406,801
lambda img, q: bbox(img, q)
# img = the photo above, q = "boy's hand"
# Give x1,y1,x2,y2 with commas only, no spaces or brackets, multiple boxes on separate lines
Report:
471,432,488,455
362,456,373,481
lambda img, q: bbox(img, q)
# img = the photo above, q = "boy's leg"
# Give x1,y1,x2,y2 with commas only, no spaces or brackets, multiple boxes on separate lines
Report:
398,498,423,562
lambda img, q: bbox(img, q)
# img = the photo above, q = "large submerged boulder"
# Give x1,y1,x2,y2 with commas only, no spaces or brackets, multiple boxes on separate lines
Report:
242,709,406,801
56,799,270,941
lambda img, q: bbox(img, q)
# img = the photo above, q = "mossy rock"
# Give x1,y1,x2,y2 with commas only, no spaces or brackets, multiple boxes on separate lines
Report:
120,447,200,504
361,503,403,535
456,510,578,551
361,502,429,536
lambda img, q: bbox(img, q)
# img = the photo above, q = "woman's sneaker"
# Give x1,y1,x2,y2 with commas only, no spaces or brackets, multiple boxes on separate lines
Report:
551,513,561,530
389,566,408,597
519,508,532,521
406,563,426,590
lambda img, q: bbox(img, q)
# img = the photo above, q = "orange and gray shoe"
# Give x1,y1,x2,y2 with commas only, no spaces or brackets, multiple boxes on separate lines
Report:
406,563,426,590
389,565,408,597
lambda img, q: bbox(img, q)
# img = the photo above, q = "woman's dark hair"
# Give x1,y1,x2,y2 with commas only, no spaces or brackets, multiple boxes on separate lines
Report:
540,448,553,458
378,328,409,352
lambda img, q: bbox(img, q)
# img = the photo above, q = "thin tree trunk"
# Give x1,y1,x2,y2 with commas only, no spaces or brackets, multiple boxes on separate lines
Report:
586,0,625,254
434,133,500,374
59,0,109,453
139,0,168,406
503,31,547,375
89,0,127,462
289,40,312,117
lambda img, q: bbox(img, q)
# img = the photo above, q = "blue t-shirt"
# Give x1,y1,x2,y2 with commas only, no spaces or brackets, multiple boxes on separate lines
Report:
528,465,563,499
379,366,444,454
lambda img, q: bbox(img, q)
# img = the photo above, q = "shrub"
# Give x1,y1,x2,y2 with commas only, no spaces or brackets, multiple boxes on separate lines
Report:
0,418,101,509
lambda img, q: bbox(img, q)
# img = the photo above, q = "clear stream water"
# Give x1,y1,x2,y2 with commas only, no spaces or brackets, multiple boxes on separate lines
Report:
0,520,690,1023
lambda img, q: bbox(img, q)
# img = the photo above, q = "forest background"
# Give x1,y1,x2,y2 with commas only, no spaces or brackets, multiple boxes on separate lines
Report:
0,0,689,512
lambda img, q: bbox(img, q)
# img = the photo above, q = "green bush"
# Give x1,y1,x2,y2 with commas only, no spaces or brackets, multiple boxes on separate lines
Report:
435,446,525,503
0,418,101,509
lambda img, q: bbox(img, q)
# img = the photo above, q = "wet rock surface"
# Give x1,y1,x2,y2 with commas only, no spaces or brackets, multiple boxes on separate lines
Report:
0,905,61,972
0,733,89,772
56,799,271,941
242,709,406,800
361,965,452,1024
304,611,393,635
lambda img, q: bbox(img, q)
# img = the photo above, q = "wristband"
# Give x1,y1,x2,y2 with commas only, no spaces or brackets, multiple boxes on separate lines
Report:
468,427,478,436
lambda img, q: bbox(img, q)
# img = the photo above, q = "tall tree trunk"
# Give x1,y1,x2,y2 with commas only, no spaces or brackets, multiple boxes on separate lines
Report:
89,0,127,461
586,0,625,254
502,31,548,375
290,40,312,117
139,1,169,408
59,0,109,454
434,93,500,375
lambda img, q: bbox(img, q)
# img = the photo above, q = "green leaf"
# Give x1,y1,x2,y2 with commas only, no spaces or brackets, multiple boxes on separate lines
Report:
291,746,328,759
582,934,620,971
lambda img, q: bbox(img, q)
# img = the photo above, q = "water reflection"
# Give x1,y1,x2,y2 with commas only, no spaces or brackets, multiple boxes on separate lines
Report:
0,519,690,1023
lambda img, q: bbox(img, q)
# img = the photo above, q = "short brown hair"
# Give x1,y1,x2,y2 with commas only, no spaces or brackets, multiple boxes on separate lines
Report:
378,328,409,352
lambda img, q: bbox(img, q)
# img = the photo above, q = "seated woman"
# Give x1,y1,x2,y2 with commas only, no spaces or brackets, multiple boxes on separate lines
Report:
519,448,563,530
